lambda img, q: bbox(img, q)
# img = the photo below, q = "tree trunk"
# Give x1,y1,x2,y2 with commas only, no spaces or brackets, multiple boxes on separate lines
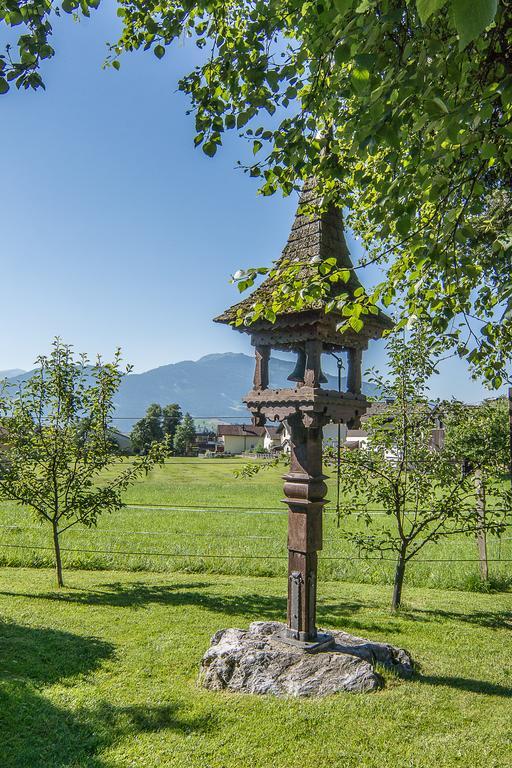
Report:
391,549,407,611
52,521,64,588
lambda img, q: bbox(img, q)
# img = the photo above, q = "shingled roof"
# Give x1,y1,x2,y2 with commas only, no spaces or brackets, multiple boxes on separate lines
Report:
215,179,391,331
216,424,266,437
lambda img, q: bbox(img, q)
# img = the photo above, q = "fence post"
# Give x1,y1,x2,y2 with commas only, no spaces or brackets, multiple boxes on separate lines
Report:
474,469,488,581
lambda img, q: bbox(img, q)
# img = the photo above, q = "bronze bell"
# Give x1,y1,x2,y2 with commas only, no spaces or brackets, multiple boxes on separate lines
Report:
287,349,306,382
287,349,328,384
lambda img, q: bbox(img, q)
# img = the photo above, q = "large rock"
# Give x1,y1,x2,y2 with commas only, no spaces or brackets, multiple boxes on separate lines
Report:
199,621,413,697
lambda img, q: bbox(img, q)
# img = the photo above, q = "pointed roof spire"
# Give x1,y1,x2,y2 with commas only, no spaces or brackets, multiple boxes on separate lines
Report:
215,179,391,340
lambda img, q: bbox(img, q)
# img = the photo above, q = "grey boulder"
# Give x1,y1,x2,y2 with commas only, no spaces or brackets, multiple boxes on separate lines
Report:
199,621,413,697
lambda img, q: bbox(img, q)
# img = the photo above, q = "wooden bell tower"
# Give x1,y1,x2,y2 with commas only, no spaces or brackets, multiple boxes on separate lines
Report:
215,179,392,648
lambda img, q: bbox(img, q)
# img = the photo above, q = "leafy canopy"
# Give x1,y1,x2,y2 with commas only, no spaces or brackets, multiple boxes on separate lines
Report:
0,339,166,585
326,326,511,608
2,1,511,382
173,412,197,456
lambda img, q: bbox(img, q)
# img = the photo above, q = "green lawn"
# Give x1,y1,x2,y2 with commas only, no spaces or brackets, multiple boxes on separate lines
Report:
0,458,510,592
0,567,511,768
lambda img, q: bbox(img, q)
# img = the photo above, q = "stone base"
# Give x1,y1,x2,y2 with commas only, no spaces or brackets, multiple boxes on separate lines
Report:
199,621,413,697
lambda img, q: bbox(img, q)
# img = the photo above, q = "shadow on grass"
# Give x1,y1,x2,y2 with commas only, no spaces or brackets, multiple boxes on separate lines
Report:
1,621,114,768
401,606,512,632
0,581,382,633
418,674,512,698
0,621,216,768
0,619,114,686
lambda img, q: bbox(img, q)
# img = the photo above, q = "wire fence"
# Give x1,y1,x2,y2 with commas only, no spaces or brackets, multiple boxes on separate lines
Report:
0,542,511,564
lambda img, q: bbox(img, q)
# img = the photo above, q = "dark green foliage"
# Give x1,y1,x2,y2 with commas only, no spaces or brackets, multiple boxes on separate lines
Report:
131,402,183,453
326,326,511,610
162,403,182,442
2,2,510,380
173,412,196,456
131,403,164,455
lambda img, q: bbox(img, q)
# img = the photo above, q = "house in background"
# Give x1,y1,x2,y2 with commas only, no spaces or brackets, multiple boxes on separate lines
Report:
278,422,349,454
263,426,281,453
216,424,266,454
344,429,368,450
109,429,133,455
214,405,446,457
195,430,217,453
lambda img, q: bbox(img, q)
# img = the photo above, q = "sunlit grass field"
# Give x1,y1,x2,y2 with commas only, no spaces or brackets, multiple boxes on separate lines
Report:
1,568,511,768
0,458,510,593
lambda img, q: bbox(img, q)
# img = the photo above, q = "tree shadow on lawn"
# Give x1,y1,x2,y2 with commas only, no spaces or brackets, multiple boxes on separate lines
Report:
417,674,512,698
401,605,512,632
0,621,216,768
1,620,113,768
0,581,384,633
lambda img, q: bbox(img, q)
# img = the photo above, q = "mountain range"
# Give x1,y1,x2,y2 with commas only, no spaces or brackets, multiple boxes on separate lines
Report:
3,353,379,431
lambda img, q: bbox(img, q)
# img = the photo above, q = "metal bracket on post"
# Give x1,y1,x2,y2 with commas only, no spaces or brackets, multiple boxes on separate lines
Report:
282,569,333,653
289,570,302,635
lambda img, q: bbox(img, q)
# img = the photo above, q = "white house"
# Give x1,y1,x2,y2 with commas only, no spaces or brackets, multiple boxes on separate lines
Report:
263,426,281,452
109,429,133,454
216,424,266,454
277,422,348,453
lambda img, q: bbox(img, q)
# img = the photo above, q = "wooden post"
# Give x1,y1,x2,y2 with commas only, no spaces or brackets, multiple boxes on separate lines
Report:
253,345,270,390
282,412,328,645
347,348,362,395
475,469,488,582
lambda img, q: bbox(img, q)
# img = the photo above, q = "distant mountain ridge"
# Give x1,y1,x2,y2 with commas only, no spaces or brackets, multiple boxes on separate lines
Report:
0,369,25,379
4,353,379,430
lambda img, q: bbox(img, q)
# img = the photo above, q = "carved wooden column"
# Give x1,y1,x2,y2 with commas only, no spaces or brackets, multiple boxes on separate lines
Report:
283,412,330,646
253,345,270,390
347,347,363,394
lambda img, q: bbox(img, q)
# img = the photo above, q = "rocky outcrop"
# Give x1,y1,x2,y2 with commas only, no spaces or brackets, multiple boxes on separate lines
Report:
200,621,413,697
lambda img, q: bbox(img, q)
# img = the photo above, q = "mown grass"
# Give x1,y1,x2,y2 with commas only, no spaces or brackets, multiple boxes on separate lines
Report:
0,567,511,768
0,458,510,593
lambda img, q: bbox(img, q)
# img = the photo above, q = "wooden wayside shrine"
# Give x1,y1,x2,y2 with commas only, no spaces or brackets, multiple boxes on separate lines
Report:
215,179,392,648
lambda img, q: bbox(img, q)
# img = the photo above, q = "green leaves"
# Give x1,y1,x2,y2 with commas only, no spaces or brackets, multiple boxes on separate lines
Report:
349,316,364,332
202,140,218,157
333,0,354,16
0,338,167,587
416,0,448,23
452,0,498,49
61,0,79,14
1,0,510,385
0,78,9,94
416,0,499,45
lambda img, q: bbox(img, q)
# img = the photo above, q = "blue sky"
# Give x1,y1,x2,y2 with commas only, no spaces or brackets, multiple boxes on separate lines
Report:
0,4,501,402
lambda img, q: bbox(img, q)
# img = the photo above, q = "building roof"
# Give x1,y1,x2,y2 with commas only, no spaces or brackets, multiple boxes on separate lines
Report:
217,424,266,437
214,179,392,334
346,429,368,438
264,426,280,437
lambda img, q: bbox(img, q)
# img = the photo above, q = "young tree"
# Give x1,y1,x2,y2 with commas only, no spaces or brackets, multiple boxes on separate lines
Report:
328,328,510,611
173,413,197,457
2,1,510,381
442,397,511,580
162,403,182,444
131,403,164,455
0,339,166,587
